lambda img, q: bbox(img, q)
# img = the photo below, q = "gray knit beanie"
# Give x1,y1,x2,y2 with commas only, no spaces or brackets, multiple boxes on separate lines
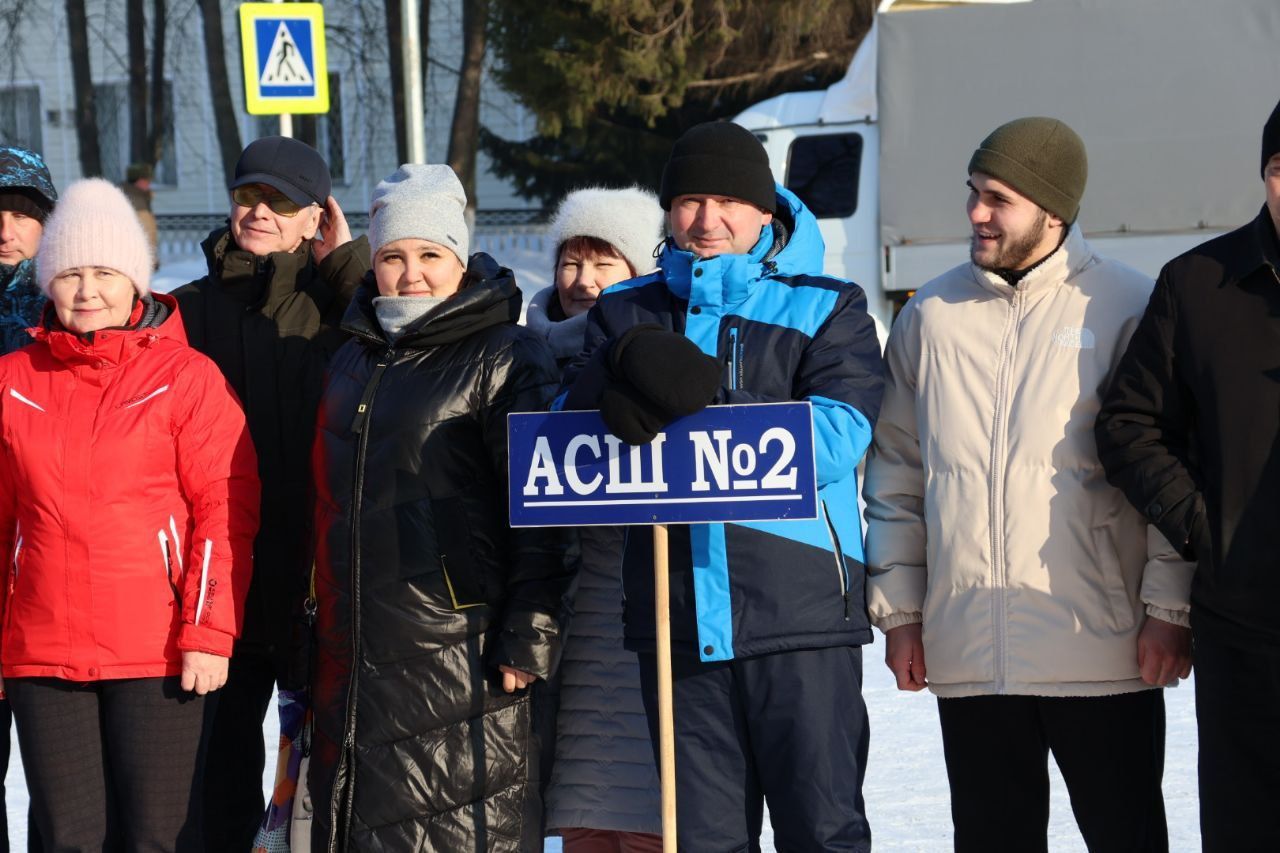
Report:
548,186,664,276
968,117,1088,224
368,164,470,266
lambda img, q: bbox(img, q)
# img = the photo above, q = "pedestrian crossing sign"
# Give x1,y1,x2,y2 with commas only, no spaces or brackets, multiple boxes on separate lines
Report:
239,3,329,114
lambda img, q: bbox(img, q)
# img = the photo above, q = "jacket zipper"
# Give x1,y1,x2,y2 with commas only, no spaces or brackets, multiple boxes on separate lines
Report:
330,349,393,852
988,287,1023,692
821,500,851,620
727,327,741,390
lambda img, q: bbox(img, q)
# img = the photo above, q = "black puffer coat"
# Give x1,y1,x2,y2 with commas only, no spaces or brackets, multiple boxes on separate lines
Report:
310,255,575,852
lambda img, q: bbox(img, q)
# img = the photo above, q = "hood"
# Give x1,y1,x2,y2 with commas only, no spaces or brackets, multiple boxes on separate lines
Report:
33,291,185,368
200,227,315,311
343,252,521,350
658,184,827,306
525,285,589,363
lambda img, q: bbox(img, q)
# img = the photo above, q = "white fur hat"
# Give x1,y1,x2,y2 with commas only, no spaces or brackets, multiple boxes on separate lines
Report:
369,164,470,266
548,186,664,276
37,178,152,296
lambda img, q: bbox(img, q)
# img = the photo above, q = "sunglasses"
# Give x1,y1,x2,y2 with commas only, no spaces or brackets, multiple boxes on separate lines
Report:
231,185,309,217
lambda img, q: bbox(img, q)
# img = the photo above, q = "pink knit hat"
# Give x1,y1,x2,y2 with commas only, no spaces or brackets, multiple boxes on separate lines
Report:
36,178,152,296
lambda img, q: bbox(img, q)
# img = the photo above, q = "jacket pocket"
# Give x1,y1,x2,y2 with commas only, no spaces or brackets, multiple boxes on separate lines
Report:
4,527,21,633
821,500,852,621
394,497,487,609
433,498,486,609
159,514,188,606
1090,524,1137,633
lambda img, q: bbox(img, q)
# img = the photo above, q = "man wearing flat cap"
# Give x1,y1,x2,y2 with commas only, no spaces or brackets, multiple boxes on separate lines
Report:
1097,99,1280,851
560,121,884,851
864,117,1192,851
172,136,370,851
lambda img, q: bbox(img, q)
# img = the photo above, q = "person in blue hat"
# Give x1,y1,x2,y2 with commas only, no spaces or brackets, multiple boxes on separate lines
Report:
0,145,56,356
0,143,55,853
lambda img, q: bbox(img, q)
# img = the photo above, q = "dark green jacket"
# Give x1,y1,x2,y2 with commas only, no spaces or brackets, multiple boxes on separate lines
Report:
172,228,370,672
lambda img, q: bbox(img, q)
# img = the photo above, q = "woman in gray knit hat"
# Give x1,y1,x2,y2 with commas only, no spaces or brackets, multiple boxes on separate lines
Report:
528,186,666,853
309,164,574,852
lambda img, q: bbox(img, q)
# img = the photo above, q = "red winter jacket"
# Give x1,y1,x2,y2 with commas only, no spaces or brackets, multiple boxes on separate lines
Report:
0,294,260,681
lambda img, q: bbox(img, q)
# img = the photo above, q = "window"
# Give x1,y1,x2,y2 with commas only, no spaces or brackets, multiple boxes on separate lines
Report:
320,73,344,183
93,81,178,185
0,86,43,154
785,133,863,219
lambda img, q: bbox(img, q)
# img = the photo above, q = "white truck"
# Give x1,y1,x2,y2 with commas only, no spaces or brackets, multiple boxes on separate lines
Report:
734,0,1280,327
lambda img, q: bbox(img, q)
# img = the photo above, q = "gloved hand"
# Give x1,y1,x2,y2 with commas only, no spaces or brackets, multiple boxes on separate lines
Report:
599,380,672,446
609,324,722,418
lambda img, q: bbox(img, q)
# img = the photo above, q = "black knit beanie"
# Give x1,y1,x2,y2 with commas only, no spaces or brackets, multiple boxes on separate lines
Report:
659,122,777,213
968,117,1088,224
1262,99,1280,176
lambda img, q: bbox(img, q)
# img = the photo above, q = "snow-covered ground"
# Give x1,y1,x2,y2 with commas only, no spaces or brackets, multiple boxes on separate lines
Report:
0,658,1201,850
0,254,1201,850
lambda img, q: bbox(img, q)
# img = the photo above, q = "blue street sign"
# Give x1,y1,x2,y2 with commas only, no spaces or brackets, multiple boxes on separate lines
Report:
239,3,329,114
508,403,817,527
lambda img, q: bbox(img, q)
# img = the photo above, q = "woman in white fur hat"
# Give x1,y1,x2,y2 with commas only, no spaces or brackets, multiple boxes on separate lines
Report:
529,187,666,853
0,178,259,850
309,164,574,852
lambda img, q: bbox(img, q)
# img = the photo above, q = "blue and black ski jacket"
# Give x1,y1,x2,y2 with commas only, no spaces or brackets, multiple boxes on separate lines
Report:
559,186,884,661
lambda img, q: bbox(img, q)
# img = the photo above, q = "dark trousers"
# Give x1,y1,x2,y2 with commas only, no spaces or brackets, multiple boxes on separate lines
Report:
1193,629,1280,852
0,698,45,853
7,676,209,853
936,691,1168,853
201,650,277,852
638,646,871,853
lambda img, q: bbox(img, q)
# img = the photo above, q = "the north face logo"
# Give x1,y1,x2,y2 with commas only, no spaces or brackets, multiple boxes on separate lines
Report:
1051,326,1096,349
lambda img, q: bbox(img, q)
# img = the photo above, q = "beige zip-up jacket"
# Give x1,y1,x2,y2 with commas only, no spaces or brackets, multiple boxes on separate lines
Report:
864,226,1193,698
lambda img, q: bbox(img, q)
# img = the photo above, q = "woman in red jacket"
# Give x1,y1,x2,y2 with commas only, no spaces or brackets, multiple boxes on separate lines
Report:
0,179,260,852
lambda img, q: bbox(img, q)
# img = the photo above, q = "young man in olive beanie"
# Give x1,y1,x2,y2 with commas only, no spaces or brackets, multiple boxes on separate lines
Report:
865,115,1193,851
560,121,884,851
1097,98,1280,852
171,136,370,852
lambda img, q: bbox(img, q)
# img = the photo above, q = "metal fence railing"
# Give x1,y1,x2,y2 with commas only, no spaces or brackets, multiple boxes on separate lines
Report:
156,209,550,262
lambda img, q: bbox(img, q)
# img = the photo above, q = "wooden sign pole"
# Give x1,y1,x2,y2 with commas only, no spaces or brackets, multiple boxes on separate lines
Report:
653,523,677,852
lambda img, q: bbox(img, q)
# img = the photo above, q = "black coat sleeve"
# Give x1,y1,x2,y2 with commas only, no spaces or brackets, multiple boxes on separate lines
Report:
479,332,578,679
1096,271,1207,559
555,300,616,412
315,236,371,329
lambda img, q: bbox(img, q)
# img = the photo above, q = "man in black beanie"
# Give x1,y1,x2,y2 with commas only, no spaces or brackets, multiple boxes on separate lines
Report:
1098,98,1280,851
560,121,884,851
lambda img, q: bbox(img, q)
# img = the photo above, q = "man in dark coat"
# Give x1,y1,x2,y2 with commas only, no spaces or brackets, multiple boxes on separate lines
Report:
560,122,883,852
171,136,369,852
1096,98,1280,851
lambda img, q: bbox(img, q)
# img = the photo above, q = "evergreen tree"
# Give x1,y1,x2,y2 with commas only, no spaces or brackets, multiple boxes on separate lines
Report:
484,0,874,206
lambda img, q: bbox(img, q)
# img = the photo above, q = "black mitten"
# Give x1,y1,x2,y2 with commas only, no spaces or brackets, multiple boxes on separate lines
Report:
600,380,670,445
610,325,722,416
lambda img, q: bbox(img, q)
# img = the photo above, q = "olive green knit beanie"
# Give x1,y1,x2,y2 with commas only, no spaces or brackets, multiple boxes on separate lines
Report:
968,117,1088,224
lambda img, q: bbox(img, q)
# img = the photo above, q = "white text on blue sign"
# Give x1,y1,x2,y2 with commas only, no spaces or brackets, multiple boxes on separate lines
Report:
507,403,817,527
